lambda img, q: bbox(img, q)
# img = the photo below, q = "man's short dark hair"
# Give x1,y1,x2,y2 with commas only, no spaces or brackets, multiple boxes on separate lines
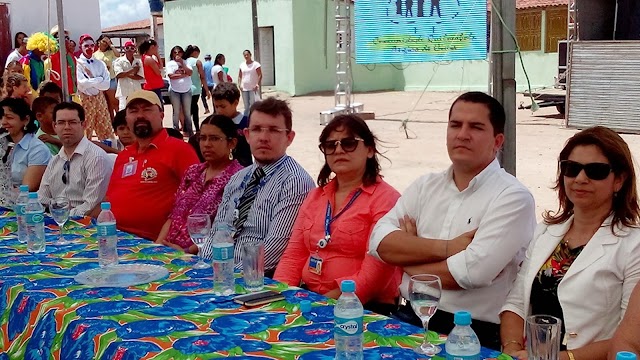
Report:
31,96,59,116
112,109,126,130
249,97,293,131
211,82,241,104
449,92,506,135
53,102,85,123
38,81,63,99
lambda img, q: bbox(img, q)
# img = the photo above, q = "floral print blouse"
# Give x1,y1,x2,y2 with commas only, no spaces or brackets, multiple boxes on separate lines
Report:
167,160,244,249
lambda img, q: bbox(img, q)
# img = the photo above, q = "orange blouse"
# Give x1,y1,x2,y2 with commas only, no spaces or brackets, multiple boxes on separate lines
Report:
274,178,402,304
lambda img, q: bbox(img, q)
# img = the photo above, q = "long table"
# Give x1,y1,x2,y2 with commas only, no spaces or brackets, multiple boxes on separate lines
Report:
0,208,511,359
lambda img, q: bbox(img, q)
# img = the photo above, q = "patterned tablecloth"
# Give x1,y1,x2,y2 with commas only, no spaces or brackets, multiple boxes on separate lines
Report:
0,209,511,359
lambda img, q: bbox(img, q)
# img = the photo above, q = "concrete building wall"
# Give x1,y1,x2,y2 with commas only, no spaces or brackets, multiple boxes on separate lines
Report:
4,0,101,42
163,0,295,92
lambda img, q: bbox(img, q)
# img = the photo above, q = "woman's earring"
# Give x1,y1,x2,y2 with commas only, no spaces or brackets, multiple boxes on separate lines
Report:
23,125,28,131
228,150,234,161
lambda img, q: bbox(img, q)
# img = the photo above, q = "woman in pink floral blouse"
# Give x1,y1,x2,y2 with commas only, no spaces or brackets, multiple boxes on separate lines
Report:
156,115,244,251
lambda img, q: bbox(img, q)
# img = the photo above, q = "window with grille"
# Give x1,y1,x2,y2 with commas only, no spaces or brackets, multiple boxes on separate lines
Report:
545,6,568,53
516,9,542,52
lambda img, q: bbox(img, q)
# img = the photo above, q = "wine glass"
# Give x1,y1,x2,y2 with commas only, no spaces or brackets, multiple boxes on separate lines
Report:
187,214,211,269
409,274,442,356
50,197,70,245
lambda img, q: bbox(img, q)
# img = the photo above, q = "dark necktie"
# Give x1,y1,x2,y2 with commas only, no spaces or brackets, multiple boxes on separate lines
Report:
233,167,266,236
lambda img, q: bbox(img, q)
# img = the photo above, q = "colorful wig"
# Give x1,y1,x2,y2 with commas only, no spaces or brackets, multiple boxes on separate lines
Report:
26,32,59,54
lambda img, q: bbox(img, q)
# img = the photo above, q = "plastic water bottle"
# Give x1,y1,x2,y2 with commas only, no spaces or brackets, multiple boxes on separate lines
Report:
334,280,364,360
212,224,235,295
445,311,481,360
14,185,29,243
617,352,638,360
96,202,118,267
25,192,45,253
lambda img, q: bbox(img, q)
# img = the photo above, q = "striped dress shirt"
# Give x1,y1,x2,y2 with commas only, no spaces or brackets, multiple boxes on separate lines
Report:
38,137,112,217
200,155,315,272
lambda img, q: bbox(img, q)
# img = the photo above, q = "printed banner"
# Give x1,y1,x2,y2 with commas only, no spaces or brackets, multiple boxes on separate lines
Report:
355,0,488,63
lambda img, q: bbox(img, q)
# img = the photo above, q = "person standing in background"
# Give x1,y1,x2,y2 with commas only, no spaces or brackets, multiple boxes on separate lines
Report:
202,54,214,114
113,41,144,111
184,45,210,133
5,32,27,68
237,50,262,116
47,26,77,100
139,39,164,104
166,45,193,136
94,35,120,122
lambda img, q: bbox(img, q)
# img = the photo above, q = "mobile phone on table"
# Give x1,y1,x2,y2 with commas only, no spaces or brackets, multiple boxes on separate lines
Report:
233,290,285,307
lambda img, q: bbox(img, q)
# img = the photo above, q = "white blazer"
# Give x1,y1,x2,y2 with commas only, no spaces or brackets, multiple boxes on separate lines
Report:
501,216,640,349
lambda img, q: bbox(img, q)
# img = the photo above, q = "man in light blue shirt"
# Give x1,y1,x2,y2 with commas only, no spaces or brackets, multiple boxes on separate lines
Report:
202,54,214,114
200,97,315,276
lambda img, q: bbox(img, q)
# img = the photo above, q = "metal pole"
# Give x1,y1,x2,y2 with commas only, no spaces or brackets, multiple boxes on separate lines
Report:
251,0,262,97
490,0,517,176
55,0,69,100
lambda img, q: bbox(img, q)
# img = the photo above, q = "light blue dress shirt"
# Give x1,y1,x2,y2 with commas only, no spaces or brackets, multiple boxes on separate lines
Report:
10,133,52,187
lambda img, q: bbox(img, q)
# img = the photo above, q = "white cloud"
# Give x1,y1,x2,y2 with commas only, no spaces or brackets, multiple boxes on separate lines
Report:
99,0,150,28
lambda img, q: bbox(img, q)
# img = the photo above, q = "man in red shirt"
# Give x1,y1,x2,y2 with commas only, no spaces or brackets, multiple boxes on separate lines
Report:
106,89,199,240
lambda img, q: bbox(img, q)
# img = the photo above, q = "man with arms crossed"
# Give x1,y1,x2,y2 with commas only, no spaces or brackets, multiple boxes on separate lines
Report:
369,92,536,350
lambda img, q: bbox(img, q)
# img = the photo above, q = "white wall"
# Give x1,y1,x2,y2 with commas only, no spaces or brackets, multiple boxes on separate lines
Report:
4,0,101,42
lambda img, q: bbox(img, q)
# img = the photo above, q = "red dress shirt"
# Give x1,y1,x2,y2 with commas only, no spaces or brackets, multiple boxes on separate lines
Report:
107,129,199,240
274,177,402,304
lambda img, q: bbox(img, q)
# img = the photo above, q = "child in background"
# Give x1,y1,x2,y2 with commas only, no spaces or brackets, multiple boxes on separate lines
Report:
211,82,252,166
38,81,64,103
94,110,134,154
3,73,33,106
32,96,62,155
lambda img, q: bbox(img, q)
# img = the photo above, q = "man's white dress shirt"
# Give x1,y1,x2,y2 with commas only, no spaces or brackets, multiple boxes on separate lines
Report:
369,158,536,324
76,55,110,96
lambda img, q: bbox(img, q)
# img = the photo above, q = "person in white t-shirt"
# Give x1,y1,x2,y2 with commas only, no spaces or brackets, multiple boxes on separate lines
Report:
212,53,228,89
113,41,144,110
166,45,194,136
4,32,27,68
237,50,262,116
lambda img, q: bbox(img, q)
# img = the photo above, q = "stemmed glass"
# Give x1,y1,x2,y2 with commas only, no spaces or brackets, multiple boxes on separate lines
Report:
187,214,211,269
409,274,442,356
50,197,70,245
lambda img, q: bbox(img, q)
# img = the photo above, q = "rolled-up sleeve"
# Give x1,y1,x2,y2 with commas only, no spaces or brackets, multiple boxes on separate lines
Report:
368,176,424,261
446,188,536,289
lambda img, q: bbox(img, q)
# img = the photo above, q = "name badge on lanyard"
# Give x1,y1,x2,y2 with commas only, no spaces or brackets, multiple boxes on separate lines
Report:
309,254,323,275
122,159,138,178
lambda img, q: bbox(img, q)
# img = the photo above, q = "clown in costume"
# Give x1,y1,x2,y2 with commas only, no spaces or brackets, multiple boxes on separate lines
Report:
76,34,112,140
46,26,78,98
20,32,58,94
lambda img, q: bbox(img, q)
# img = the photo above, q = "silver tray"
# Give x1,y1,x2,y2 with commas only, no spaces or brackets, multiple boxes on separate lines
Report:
74,263,169,287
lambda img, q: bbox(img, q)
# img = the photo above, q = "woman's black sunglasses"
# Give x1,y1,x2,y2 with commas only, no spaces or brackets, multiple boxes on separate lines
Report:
319,137,363,155
560,160,613,181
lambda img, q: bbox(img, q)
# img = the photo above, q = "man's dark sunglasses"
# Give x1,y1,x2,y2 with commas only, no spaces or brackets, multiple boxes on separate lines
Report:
560,160,613,181
319,137,364,155
62,160,70,184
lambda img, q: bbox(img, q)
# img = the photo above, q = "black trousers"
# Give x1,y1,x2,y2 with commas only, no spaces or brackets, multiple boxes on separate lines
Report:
393,302,501,351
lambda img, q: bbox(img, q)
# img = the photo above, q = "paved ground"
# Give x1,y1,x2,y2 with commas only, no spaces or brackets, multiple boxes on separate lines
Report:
162,90,640,220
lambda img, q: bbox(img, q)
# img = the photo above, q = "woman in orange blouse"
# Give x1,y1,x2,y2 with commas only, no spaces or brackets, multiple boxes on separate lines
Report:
274,114,402,314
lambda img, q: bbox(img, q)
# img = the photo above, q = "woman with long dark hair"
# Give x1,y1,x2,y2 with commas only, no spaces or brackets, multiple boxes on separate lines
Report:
184,45,210,133
94,35,120,121
274,114,402,314
4,32,27,67
139,39,164,104
166,45,193,136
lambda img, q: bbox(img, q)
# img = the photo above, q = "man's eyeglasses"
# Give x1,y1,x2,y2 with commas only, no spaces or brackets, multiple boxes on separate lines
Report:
560,160,613,181
247,126,289,136
319,137,364,155
124,46,136,51
82,44,95,49
62,160,70,185
55,120,82,127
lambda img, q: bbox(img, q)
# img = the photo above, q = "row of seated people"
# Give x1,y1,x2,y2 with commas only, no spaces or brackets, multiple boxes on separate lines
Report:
2,88,639,359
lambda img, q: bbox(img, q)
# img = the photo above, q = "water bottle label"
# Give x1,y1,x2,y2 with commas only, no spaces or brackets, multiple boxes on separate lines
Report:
25,212,44,225
335,316,363,336
15,204,26,216
97,224,117,237
212,245,234,261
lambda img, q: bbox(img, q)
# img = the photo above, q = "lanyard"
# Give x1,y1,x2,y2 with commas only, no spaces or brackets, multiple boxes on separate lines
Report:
232,158,288,210
318,189,363,249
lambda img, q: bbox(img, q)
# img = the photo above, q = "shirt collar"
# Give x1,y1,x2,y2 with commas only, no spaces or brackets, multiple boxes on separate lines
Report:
133,129,169,152
60,136,90,161
16,133,34,150
80,55,94,63
322,176,380,197
447,157,501,192
255,154,288,178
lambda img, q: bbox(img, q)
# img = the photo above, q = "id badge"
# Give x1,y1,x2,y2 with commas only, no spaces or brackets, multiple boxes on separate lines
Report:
308,255,323,275
122,160,138,178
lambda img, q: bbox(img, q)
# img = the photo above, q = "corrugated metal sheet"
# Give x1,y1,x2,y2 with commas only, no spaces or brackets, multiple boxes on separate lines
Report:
567,41,640,133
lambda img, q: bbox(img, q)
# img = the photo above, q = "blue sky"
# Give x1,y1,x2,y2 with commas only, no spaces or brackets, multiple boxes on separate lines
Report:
100,0,150,28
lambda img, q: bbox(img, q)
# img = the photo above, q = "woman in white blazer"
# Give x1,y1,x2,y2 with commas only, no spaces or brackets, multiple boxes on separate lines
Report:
500,126,640,360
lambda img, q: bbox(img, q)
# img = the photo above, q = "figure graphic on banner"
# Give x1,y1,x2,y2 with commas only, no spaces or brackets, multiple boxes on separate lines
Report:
405,0,414,17
396,0,403,15
417,0,425,17
431,0,442,17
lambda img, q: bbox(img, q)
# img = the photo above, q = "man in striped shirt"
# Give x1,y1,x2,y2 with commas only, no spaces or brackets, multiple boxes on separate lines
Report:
38,102,112,216
200,97,315,276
